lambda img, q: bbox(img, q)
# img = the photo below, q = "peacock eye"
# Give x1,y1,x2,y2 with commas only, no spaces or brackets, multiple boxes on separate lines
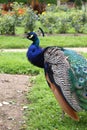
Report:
83,67,87,74
76,83,83,89
79,77,85,83
83,91,87,99
76,68,80,74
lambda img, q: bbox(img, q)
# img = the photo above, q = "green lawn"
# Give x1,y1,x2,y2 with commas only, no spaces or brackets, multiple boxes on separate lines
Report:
0,52,39,75
0,35,87,49
0,36,30,49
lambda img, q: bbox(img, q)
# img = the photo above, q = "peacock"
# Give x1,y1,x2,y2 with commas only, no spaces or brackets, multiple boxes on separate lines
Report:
26,31,87,121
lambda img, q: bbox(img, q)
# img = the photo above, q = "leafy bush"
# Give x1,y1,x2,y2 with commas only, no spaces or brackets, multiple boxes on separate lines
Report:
0,2,26,35
23,7,38,32
40,12,57,33
11,2,27,26
1,2,87,35
0,14,16,35
69,10,87,33
0,0,8,3
40,7,87,34
40,11,70,34
0,0,26,4
74,0,82,9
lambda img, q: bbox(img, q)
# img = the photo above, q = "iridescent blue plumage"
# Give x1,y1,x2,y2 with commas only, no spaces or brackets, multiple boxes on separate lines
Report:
26,32,87,121
26,32,44,68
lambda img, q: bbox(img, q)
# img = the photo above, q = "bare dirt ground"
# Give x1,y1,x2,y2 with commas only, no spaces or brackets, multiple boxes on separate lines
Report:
0,74,30,130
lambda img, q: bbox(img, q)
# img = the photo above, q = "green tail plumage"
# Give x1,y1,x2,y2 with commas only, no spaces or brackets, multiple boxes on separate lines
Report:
64,49,87,110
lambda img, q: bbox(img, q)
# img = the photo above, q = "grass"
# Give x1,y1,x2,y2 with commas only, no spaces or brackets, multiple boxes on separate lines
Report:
0,35,87,49
0,36,30,49
0,52,40,75
41,35,87,47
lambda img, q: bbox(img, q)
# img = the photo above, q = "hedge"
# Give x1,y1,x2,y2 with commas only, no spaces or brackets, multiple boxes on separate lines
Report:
0,0,56,4
0,0,26,3
0,0,76,4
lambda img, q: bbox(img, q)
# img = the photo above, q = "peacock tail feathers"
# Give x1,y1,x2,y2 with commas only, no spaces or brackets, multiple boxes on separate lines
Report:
64,49,87,110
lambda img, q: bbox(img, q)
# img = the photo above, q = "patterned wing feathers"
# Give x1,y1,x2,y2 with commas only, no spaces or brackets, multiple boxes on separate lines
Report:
46,73,79,121
44,47,82,120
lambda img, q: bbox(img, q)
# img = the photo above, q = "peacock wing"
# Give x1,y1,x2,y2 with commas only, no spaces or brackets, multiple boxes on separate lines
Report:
64,49,87,110
44,47,81,121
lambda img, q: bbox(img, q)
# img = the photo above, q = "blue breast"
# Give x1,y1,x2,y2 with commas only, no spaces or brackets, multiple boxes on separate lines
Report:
27,44,44,68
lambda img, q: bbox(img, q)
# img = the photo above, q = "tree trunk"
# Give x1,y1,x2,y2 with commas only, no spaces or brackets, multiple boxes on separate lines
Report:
57,0,61,6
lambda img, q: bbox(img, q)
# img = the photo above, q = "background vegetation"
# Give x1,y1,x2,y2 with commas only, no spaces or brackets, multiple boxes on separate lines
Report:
0,0,56,4
0,3,87,35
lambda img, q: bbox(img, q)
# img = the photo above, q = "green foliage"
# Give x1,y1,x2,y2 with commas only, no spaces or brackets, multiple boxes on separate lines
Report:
11,2,26,26
40,7,87,34
1,3,87,34
82,0,87,2
40,8,71,33
0,15,16,35
0,0,26,4
75,0,82,9
0,0,8,3
37,0,56,4
69,11,87,33
23,7,38,32
61,0,69,3
0,0,56,4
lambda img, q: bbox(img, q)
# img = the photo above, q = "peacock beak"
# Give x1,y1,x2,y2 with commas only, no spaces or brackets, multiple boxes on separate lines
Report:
26,34,34,40
29,34,33,39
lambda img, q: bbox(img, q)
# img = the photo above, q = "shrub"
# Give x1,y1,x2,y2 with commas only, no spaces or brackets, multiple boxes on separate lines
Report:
74,0,82,9
1,2,87,35
23,7,38,32
69,10,87,33
0,0,56,4
40,12,71,34
12,2,27,26
0,2,27,35
0,14,16,35
40,8,87,34
40,12,56,33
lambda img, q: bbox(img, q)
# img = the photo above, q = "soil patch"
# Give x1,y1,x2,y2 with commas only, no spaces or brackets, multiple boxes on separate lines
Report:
0,74,30,130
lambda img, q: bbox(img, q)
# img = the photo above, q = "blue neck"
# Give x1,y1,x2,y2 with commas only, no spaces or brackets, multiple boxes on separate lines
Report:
33,38,40,47
27,38,44,68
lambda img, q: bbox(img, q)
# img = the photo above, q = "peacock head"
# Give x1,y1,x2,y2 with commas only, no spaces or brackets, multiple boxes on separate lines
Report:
26,32,38,42
26,31,44,68
26,32,40,47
